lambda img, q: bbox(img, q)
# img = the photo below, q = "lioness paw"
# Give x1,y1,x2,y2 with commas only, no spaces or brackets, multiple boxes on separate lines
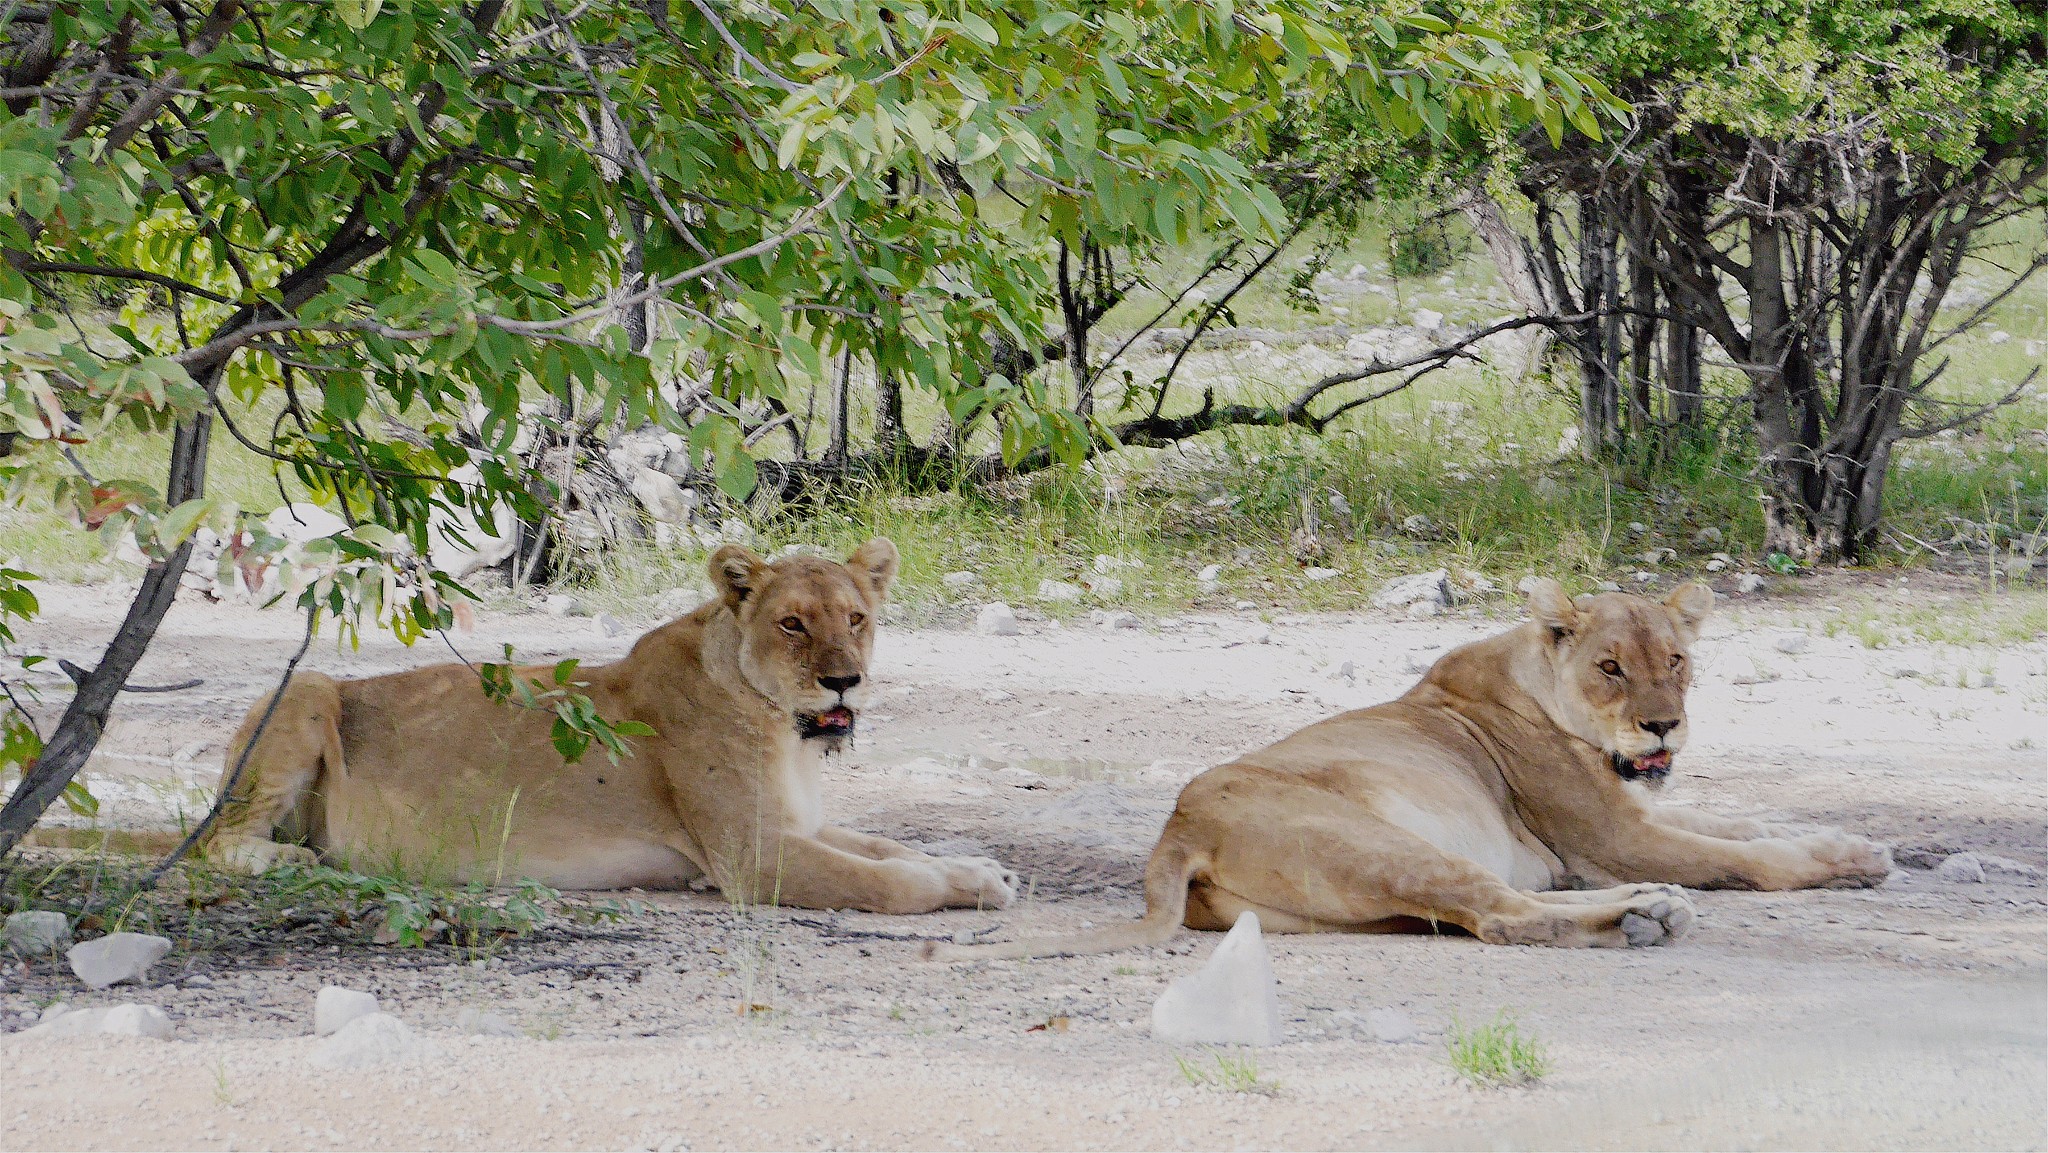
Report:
939,856,1017,909
1799,831,1893,888
1616,889,1695,946
214,839,318,876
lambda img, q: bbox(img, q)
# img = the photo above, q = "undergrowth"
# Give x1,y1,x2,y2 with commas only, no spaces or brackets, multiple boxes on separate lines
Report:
1447,1010,1552,1087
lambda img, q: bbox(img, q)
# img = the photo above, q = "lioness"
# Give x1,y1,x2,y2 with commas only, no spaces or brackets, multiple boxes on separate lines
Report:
204,538,1019,914
937,580,1890,959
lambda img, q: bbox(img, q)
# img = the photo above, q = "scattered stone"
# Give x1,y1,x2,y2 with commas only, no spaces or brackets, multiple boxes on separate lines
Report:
1626,521,1649,538
1365,1007,1419,1044
454,1007,521,1038
1090,610,1140,630
1036,579,1084,603
1693,526,1724,547
1303,567,1342,583
1772,633,1809,654
1328,493,1353,519
1412,308,1444,331
1400,514,1435,537
1596,580,1623,592
315,985,381,1037
311,1013,434,1069
1372,569,1451,611
942,570,981,590
1251,625,1273,645
67,933,171,990
1406,601,1442,619
1706,556,1729,572
1736,574,1767,595
1329,660,1356,683
1233,600,1258,611
975,603,1021,636
592,612,632,639
1150,912,1283,1047
1402,651,1436,675
184,975,213,988
4,911,71,954
1088,575,1125,599
543,593,584,618
1632,571,1658,584
1987,330,2011,345
1196,563,1224,585
1934,852,1986,884
1455,569,1498,596
21,1003,174,1041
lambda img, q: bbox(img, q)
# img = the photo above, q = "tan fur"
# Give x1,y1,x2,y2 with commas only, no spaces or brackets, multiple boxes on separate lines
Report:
935,580,1891,960
200,539,1018,913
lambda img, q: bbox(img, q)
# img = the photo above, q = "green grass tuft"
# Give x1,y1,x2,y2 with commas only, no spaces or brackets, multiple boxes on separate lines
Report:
1447,1010,1552,1087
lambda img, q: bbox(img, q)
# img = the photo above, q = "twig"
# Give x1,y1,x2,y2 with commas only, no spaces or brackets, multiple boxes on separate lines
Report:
508,958,644,975
56,659,204,694
138,606,318,886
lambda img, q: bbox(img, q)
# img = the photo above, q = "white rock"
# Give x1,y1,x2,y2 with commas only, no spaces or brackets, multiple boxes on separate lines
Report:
975,603,1020,636
315,985,381,1037
1372,570,1451,610
1400,514,1435,536
1412,308,1444,331
1233,600,1257,611
101,1004,176,1039
311,1012,434,1069
1772,633,1809,654
942,570,981,590
1626,521,1649,538
263,503,347,543
1693,526,1724,547
1632,571,1658,584
1036,579,1084,603
454,1007,521,1037
592,612,632,639
1596,580,1622,592
1150,912,1283,1047
428,465,520,579
1736,574,1767,595
1366,1007,1419,1044
1196,563,1224,584
1098,611,1140,630
1329,660,1356,683
1934,852,1986,884
67,933,171,990
1303,567,1342,582
622,463,694,525
1988,330,2011,344
1345,263,1369,280
1406,601,1441,619
19,1002,173,1040
4,910,71,954
1705,558,1728,572
544,593,583,618
1455,569,1498,595
1089,575,1125,599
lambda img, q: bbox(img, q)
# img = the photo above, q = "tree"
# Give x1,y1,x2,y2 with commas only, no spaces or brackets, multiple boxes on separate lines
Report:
1506,0,2046,560
0,1,1600,858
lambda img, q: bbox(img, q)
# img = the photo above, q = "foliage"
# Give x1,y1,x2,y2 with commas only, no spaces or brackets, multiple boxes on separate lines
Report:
475,646,655,764
1175,1046,1280,1094
1447,1010,1552,1086
273,863,558,949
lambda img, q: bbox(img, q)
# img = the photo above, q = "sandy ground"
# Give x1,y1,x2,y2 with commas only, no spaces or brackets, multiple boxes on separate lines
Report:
2,577,2045,1151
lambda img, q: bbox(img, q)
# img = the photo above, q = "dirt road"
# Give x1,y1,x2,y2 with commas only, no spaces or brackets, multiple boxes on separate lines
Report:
4,580,2043,1150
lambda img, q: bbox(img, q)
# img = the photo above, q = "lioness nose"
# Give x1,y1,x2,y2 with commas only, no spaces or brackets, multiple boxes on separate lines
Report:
819,674,862,694
1639,719,1679,737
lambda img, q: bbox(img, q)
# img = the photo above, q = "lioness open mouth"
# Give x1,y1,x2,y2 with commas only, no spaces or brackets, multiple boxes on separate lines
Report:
799,705,856,740
1611,748,1673,782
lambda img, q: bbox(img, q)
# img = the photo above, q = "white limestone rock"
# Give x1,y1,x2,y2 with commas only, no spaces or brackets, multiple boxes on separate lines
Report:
1372,569,1450,610
1036,579,1084,603
975,603,1021,636
1149,912,1283,1047
67,933,171,990
311,1012,435,1069
4,910,71,954
315,985,381,1037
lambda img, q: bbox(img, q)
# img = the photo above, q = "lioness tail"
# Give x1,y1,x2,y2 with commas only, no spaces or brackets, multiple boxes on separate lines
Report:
923,835,1206,961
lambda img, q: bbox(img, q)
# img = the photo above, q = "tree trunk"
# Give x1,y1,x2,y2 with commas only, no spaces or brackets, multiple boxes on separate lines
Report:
0,414,209,856
874,368,906,456
1456,186,1553,382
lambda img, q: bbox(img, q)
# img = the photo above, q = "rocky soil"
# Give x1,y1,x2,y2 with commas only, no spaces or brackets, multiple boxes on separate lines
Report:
2,577,2043,1151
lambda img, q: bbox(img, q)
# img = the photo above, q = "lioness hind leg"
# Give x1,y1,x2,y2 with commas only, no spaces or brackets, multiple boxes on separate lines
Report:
202,674,343,875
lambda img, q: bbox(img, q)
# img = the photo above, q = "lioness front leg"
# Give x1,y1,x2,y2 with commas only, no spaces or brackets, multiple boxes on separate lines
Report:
1597,822,1892,890
1652,805,1802,842
815,826,1018,899
719,834,1016,914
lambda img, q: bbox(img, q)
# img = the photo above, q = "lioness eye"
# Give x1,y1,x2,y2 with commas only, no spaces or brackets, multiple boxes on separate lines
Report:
779,616,805,634
1669,653,1684,668
849,612,866,628
1598,659,1623,677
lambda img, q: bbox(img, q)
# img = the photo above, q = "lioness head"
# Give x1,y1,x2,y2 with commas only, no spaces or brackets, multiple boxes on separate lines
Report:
1524,578,1714,788
708,538,899,743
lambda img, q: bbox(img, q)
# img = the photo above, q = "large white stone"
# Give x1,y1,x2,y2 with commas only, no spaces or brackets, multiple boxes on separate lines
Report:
67,933,171,990
1150,912,1283,1047
1372,569,1451,610
4,910,71,954
622,461,694,525
315,985,381,1037
428,465,520,579
21,1002,173,1040
975,603,1020,636
262,503,347,543
311,1012,434,1069
1036,579,1084,602
942,570,982,589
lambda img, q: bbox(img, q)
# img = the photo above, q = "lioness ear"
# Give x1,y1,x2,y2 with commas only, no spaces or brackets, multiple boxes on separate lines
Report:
1665,582,1714,641
1524,577,1579,642
845,537,899,603
709,545,767,609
